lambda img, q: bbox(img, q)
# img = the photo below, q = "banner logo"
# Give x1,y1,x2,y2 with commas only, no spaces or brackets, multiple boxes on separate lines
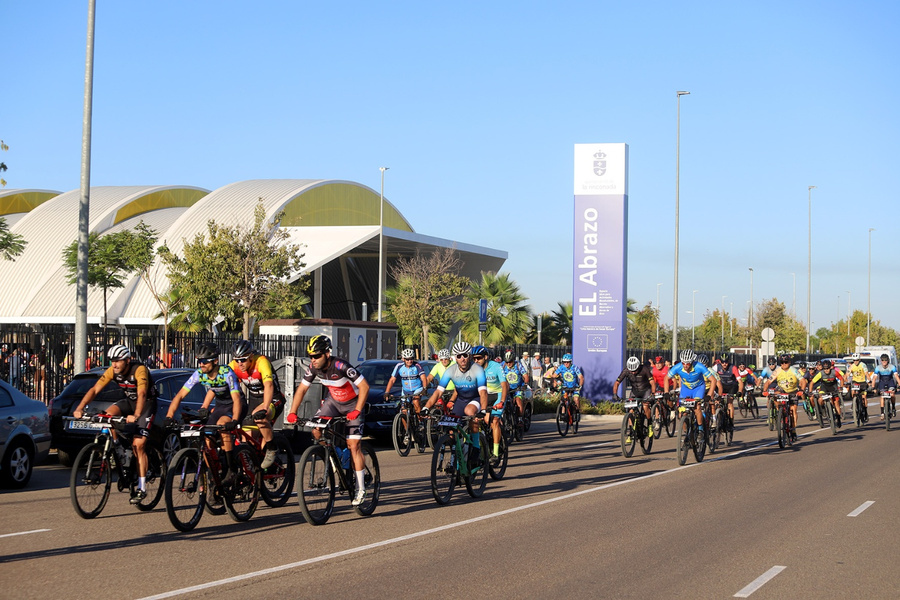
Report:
593,149,607,176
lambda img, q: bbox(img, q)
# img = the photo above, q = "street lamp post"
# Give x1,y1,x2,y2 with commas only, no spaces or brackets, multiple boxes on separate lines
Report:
691,289,698,348
730,301,734,337
749,267,754,357
656,282,662,349
846,290,851,339
377,166,389,322
868,227,874,344
806,185,816,353
672,90,691,362
790,272,796,317
721,295,727,350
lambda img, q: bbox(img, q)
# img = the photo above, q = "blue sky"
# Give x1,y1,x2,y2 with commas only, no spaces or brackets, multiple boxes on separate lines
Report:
4,1,899,332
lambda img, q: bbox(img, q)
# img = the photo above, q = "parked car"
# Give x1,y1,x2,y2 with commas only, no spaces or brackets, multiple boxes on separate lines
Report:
49,368,203,466
356,359,405,436
0,379,51,488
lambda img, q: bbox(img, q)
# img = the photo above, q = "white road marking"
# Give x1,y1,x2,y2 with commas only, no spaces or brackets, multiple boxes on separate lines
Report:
582,442,615,449
137,430,824,600
0,529,51,539
848,500,875,517
734,565,786,597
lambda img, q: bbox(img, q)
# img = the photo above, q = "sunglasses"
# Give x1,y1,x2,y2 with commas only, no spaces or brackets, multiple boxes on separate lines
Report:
456,353,469,359
235,357,250,363
309,353,324,360
473,355,486,360
198,358,215,364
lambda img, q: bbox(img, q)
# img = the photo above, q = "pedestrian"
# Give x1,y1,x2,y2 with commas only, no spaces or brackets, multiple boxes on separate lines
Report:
32,344,46,402
531,352,543,389
520,351,530,375
8,346,23,389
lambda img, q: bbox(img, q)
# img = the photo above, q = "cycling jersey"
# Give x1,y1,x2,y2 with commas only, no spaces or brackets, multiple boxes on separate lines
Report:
429,362,455,391
300,358,365,404
773,366,803,394
615,366,654,396
715,363,740,387
436,362,487,401
182,365,241,404
736,368,756,385
228,354,282,400
389,361,426,396
555,364,583,390
502,362,528,392
96,361,158,404
668,362,711,399
810,370,842,392
759,366,777,380
848,362,868,383
650,365,670,388
872,364,898,391
481,360,506,396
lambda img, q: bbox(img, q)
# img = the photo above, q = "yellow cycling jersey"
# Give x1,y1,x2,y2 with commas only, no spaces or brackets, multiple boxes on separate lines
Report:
848,362,869,383
774,367,803,393
429,362,455,391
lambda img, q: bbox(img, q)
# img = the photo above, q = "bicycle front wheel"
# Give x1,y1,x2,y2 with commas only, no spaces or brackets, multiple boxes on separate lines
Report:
392,412,412,457
70,443,112,519
886,399,892,431
776,407,786,449
488,431,509,480
465,432,489,499
296,445,335,525
353,443,381,517
738,397,748,418
748,394,759,419
260,434,296,508
639,413,653,455
164,448,206,532
136,446,166,512
620,413,636,458
430,434,457,505
556,402,570,437
676,415,690,466
651,401,664,440
225,447,260,522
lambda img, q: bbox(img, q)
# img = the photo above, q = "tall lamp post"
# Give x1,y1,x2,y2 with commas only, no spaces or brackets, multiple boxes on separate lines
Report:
721,295,727,350
672,90,691,362
790,272,796,317
691,289,698,348
806,185,816,353
377,166,389,322
749,267,754,358
867,227,874,344
846,290,851,339
656,282,662,349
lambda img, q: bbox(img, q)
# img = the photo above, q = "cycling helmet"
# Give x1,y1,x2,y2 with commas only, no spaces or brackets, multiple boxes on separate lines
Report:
881,353,890,361
626,356,640,371
851,353,861,361
679,349,697,363
698,354,711,367
502,350,515,363
451,341,472,356
307,335,332,356
231,339,255,359
562,353,573,362
400,348,415,360
807,361,817,369
719,353,729,363
821,359,833,369
471,345,487,358
437,349,451,360
196,342,220,360
107,344,131,361
767,358,777,367
778,354,792,364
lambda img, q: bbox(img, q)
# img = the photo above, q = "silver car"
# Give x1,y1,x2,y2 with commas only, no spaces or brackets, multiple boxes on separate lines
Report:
0,379,51,488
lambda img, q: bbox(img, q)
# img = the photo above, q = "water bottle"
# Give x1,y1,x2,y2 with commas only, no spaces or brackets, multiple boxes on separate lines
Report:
122,449,133,469
340,447,351,469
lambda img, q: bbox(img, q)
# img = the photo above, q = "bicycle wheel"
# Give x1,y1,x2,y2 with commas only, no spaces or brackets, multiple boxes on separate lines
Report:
805,399,817,422
392,412,413,457
748,393,759,419
353,443,381,517
620,413,636,458
260,434,296,508
522,403,532,432
224,447,260,522
513,405,524,442
827,402,838,435
164,448,206,532
853,395,863,427
572,401,580,434
651,402,664,440
738,397,748,418
135,446,166,512
431,434,457,505
886,399,892,431
426,408,442,448
666,405,677,438
785,410,795,447
693,422,706,463
556,401,569,437
816,399,825,428
776,407,786,449
296,445,335,525
724,413,734,446
70,443,112,519
709,409,724,454
676,415,690,466
639,413,653,455
465,432,489,499
488,431,509,480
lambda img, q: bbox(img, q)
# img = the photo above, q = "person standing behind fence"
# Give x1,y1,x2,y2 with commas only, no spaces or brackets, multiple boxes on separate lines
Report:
531,353,543,389
8,347,23,389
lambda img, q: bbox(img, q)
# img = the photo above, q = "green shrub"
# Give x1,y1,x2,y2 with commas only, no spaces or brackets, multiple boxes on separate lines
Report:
531,392,624,415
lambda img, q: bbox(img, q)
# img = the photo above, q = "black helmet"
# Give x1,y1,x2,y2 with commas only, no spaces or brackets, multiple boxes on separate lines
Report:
307,335,332,356
821,359,833,369
231,339,255,359
767,358,777,366
719,353,729,363
881,353,890,361
778,354,791,364
196,342,220,360
503,350,516,363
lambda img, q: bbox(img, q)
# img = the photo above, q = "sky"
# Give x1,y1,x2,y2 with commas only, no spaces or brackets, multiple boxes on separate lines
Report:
4,1,899,333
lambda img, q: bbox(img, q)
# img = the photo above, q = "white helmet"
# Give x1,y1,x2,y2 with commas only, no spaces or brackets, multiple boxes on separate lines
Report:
851,353,861,361
107,345,131,361
451,341,472,356
626,356,641,371
437,349,451,360
679,349,697,363
401,348,415,360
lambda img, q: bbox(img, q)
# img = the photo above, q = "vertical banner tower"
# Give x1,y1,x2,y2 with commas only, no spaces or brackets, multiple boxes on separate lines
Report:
573,143,628,401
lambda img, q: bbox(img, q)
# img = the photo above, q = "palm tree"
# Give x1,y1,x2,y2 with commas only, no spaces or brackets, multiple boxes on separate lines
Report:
541,302,573,345
459,272,531,345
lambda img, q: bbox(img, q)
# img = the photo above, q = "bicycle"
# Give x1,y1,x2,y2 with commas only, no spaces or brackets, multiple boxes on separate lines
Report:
556,388,580,437
67,414,166,519
430,414,489,505
232,423,295,508
164,418,260,532
708,394,734,452
675,399,706,465
737,385,759,419
295,416,381,525
620,395,653,457
773,393,797,449
880,388,896,431
483,412,509,480
389,394,427,456
813,390,840,435
802,392,818,422
849,383,868,428
650,392,677,439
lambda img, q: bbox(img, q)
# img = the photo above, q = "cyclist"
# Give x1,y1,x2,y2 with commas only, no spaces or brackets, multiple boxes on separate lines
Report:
613,356,656,434
870,353,900,420
422,342,489,460
475,347,509,466
770,354,807,437
73,345,158,504
228,339,285,469
286,335,371,506
166,343,245,486
713,354,741,422
664,349,713,440
501,349,529,426
809,359,845,426
736,362,757,387
384,348,428,416
550,353,584,407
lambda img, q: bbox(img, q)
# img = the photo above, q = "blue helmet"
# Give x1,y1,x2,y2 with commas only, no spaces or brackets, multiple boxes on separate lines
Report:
472,345,487,357
562,353,573,362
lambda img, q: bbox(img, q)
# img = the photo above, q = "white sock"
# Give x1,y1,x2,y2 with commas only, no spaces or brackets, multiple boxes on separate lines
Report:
355,470,365,491
139,476,146,491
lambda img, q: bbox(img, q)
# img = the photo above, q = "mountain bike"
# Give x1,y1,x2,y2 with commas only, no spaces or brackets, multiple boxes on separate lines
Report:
620,395,653,457
232,424,295,508
802,392,818,422
880,388,896,431
738,385,759,419
295,416,380,525
815,391,840,435
849,383,868,428
556,388,580,437
164,419,260,532
708,394,734,453
773,393,797,449
67,414,166,519
389,394,427,456
676,400,706,465
650,392,677,439
430,414,489,505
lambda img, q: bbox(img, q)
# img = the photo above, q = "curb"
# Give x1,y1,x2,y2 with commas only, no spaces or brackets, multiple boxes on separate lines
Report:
532,413,622,423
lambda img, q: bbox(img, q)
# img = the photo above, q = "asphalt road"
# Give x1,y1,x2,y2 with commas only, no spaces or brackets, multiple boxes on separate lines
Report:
2,402,898,600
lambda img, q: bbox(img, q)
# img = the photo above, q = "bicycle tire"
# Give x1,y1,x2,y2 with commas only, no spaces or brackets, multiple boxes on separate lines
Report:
430,434,456,505
709,409,723,454
571,400,580,434
224,447,260,522
488,431,509,480
724,412,734,447
164,448,206,532
828,401,837,435
748,393,759,419
639,412,653,455
805,399,817,422
738,397,748,418
676,415,690,466
352,443,381,517
426,408,442,448
651,402,664,440
296,444,335,525
816,398,825,429
70,442,112,519
620,412,636,458
513,404,524,443
886,399,892,431
556,401,569,437
785,410,795,447
666,405,677,438
465,432,489,498
776,407,786,449
853,395,863,427
392,412,413,457
522,403,532,432
260,434,296,508
136,446,166,512
693,420,706,463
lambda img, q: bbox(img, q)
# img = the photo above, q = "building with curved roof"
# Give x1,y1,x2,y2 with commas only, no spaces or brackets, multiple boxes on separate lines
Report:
0,180,505,328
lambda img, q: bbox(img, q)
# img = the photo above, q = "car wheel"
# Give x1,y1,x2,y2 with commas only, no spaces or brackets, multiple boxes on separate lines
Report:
162,432,181,465
1,440,34,489
57,447,76,468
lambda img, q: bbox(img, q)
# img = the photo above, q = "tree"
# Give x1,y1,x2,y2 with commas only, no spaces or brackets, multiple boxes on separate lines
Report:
754,298,807,352
384,248,468,355
0,216,26,261
626,302,658,353
460,272,531,346
161,201,309,338
0,139,8,187
541,302,573,345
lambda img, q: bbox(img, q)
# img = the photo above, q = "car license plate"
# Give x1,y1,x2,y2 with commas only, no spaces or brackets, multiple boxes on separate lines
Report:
67,420,104,431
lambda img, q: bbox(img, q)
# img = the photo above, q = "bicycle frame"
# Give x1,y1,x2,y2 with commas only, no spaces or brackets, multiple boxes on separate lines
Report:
301,417,358,493
434,415,482,479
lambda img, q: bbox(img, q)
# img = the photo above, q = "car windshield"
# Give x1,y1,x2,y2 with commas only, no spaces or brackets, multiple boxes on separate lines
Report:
357,363,396,388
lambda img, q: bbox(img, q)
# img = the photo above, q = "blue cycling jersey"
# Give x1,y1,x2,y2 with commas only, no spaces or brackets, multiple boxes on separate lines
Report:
760,366,776,379
482,361,506,395
437,362,487,401
502,362,528,391
555,364,583,389
182,365,241,404
873,364,898,388
390,361,426,395
668,362,711,390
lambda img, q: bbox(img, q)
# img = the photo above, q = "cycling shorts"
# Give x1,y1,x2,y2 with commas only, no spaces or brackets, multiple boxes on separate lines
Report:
247,390,286,422
876,381,896,393
627,388,653,401
211,400,248,426
721,382,739,395
315,397,364,439
112,397,157,438
679,384,705,400
451,398,482,417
